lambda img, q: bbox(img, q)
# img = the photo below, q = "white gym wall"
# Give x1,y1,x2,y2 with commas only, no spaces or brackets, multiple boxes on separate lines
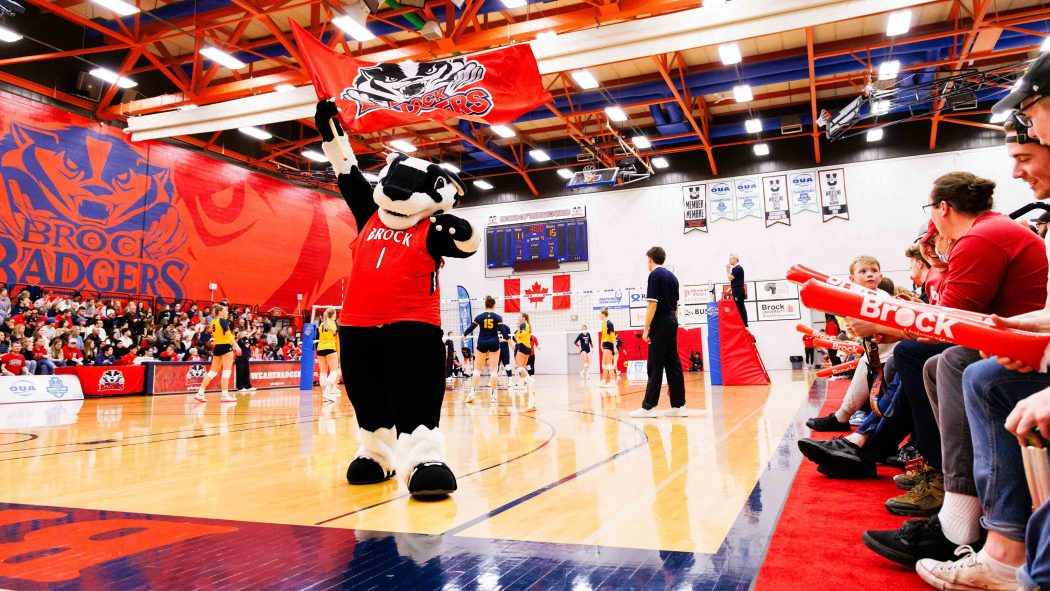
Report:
441,143,1034,372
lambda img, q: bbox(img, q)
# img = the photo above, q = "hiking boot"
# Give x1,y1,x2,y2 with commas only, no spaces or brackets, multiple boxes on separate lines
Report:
916,545,1017,591
805,412,852,432
886,472,944,517
894,463,938,491
862,516,959,566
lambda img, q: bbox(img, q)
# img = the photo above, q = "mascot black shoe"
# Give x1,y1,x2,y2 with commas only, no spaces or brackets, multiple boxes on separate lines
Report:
317,100,477,498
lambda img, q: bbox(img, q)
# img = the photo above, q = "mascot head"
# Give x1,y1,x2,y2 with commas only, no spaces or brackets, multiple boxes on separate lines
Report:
373,152,466,229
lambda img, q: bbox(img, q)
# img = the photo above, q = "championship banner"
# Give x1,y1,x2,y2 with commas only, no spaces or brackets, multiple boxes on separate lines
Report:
762,174,791,227
457,285,473,351
798,280,1050,372
818,168,850,222
682,183,708,233
291,21,553,134
788,171,819,215
708,180,736,222
734,177,762,218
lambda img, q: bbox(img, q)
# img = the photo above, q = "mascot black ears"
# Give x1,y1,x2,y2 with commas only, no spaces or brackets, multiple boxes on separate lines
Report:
317,100,479,498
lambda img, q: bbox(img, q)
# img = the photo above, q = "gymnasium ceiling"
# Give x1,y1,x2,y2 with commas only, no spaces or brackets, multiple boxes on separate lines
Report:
0,0,1048,194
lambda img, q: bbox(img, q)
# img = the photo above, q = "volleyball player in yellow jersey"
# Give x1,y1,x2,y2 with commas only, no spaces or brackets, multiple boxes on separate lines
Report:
316,308,341,402
194,304,236,403
512,313,534,392
599,308,617,389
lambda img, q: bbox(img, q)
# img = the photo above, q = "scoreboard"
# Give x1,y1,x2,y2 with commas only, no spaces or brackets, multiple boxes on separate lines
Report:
486,218,589,269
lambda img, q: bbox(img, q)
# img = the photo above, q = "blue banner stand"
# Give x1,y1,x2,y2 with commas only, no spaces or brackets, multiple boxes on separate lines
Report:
706,302,722,386
300,323,316,392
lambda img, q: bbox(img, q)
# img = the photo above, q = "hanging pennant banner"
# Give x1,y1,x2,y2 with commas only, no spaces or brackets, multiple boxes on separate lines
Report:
762,174,791,227
818,168,850,222
683,183,708,233
788,171,819,215
734,177,762,219
708,180,736,222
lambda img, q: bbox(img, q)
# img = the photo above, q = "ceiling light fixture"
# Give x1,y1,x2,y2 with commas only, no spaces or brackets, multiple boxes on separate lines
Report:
878,60,901,81
1042,37,1050,53
239,126,272,140
652,157,669,169
632,136,652,149
474,180,494,189
333,15,376,41
440,162,461,173
529,148,551,161
491,124,516,138
302,149,327,162
274,84,296,92
604,106,628,122
718,42,742,65
557,168,574,179
867,128,884,142
89,67,137,88
389,139,416,152
872,100,890,115
0,25,22,43
753,143,769,156
989,110,1011,123
500,0,527,7
200,46,246,70
90,0,139,16
536,30,557,39
744,118,762,133
886,10,912,36
571,70,600,89
733,84,753,102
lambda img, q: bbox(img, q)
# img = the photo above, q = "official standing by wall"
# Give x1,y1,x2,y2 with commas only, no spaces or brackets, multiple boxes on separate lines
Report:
727,254,748,327
630,246,686,418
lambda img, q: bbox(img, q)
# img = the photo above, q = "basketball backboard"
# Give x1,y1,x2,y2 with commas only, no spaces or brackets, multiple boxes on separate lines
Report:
566,167,619,189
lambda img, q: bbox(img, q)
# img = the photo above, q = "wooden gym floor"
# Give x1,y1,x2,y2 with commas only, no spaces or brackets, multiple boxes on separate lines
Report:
0,371,824,590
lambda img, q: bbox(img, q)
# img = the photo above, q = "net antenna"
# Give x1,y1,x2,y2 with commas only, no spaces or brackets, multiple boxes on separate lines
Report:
816,61,1028,141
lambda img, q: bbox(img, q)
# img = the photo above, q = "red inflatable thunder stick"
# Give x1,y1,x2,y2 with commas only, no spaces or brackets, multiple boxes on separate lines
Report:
811,336,864,356
815,359,860,378
787,264,989,324
797,279,1050,372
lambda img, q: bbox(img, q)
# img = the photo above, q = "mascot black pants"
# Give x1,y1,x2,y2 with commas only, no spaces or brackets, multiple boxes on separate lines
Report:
338,322,445,433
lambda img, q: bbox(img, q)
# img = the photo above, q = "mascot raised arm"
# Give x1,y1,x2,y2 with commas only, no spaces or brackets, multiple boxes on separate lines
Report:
316,100,479,498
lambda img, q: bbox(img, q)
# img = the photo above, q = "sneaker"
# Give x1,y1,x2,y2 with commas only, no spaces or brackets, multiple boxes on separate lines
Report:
886,444,921,470
219,393,236,402
465,389,476,404
797,436,864,467
248,387,257,391
629,407,659,418
862,516,959,566
886,472,944,517
848,410,868,426
579,370,586,378
490,391,497,404
916,546,1017,591
193,392,207,403
805,413,852,432
601,382,617,390
665,406,688,417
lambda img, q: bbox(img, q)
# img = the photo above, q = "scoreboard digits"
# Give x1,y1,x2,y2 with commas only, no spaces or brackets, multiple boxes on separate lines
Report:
486,219,589,269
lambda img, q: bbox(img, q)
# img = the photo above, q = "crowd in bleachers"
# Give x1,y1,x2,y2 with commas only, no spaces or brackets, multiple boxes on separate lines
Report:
0,288,304,376
790,56,1050,591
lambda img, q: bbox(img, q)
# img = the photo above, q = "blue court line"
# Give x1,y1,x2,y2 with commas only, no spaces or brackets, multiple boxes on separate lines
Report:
442,409,650,537
314,413,559,525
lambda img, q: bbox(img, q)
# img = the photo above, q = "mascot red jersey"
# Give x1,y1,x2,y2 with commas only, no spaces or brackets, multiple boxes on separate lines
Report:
317,100,478,497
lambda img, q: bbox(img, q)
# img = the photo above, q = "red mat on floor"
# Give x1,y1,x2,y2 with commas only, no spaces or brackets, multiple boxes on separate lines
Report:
754,381,930,591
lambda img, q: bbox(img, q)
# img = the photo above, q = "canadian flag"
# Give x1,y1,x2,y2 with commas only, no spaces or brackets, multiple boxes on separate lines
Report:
504,275,570,313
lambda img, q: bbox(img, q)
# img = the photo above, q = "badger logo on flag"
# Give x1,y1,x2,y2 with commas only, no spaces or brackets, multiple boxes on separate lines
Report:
339,58,493,118
97,369,126,393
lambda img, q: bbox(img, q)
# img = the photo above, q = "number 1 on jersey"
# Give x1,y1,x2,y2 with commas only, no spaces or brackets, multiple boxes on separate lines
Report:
376,247,387,269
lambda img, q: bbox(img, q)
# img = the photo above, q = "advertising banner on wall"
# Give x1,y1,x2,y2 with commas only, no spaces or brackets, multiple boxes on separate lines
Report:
788,171,819,215
682,284,713,305
682,183,708,233
762,174,791,227
757,300,803,321
818,168,850,222
149,361,305,394
708,180,736,222
734,177,762,219
56,366,145,396
0,375,83,404
680,302,709,325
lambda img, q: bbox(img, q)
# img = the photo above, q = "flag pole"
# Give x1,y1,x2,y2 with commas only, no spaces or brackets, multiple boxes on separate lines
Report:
330,119,349,162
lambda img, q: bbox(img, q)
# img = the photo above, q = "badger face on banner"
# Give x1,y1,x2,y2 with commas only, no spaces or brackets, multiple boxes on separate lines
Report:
373,152,466,230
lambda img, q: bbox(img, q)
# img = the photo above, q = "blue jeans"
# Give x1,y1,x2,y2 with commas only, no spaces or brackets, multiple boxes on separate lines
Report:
24,360,35,375
962,358,1050,541
36,359,56,375
1019,501,1050,591
893,340,953,468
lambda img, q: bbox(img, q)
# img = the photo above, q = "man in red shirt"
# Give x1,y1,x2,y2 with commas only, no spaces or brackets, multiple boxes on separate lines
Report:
62,338,84,366
1,341,28,376
117,345,140,366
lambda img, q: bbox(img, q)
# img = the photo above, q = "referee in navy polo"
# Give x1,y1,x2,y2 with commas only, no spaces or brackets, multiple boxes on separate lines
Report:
630,246,687,418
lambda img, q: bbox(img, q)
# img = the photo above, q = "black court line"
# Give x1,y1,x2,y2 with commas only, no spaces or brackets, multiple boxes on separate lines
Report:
0,432,39,445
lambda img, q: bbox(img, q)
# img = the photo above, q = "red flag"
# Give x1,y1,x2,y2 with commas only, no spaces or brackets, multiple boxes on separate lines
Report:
291,21,553,134
553,274,571,310
504,278,521,314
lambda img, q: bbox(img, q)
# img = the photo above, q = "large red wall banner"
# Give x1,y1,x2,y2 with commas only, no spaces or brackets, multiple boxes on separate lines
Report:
0,91,356,310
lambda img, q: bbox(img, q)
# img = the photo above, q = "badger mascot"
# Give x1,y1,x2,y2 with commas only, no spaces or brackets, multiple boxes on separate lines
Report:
316,100,478,497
